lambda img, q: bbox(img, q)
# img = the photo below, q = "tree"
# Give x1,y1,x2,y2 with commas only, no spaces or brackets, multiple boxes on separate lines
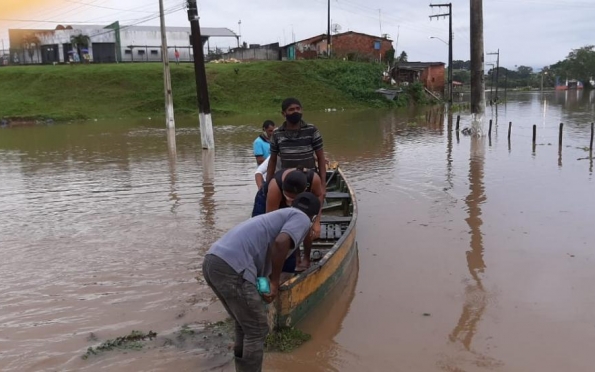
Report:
561,45,595,83
385,48,395,65
396,51,407,63
70,34,91,61
21,34,40,63
452,60,471,70
516,65,533,79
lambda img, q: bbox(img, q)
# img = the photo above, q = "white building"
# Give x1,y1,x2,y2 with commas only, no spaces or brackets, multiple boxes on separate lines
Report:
8,24,238,64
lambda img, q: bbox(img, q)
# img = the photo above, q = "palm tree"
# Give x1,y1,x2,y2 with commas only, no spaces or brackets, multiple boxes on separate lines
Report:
21,34,41,64
70,34,91,62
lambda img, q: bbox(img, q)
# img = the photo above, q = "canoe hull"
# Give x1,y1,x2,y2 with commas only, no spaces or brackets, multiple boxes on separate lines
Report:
268,167,358,330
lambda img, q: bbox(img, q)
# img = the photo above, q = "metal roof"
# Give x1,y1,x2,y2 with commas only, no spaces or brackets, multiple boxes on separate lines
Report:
125,26,237,38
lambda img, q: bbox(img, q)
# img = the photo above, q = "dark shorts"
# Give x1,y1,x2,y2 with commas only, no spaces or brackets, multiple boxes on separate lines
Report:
251,183,297,274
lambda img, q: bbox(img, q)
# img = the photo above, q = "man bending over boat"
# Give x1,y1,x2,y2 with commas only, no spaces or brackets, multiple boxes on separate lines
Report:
203,192,320,372
252,168,324,272
266,98,327,191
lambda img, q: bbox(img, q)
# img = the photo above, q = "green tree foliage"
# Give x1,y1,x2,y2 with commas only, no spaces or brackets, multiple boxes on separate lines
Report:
452,60,471,70
550,45,595,86
396,51,408,63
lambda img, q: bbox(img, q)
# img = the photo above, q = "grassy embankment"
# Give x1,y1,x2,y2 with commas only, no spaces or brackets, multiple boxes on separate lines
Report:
0,60,411,122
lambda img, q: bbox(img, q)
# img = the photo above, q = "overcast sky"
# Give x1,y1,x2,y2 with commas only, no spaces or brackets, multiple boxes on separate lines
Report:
1,0,594,69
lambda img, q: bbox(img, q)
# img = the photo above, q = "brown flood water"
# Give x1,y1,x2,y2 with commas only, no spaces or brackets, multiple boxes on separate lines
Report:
1,90,595,372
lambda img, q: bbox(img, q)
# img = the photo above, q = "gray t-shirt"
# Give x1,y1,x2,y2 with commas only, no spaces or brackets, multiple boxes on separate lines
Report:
207,208,311,285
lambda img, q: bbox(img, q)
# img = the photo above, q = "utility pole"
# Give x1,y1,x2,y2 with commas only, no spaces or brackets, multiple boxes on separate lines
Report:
327,0,332,57
187,0,214,149
487,49,500,102
429,3,453,104
159,0,175,128
470,0,485,115
238,20,241,48
487,63,495,103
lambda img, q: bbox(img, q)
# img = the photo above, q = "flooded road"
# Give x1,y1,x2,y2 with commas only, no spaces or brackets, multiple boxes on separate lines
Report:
1,90,595,371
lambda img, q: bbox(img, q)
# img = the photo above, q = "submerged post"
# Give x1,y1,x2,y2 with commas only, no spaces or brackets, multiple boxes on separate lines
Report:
456,115,460,131
558,123,564,148
532,125,537,145
159,0,175,128
488,119,492,137
590,122,594,153
187,0,215,149
508,121,512,140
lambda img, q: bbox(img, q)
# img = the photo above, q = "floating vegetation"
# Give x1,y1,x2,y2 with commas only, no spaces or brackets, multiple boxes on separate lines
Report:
81,330,157,360
265,327,311,353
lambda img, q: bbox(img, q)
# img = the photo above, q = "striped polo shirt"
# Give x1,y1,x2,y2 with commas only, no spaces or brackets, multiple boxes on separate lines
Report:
270,120,323,170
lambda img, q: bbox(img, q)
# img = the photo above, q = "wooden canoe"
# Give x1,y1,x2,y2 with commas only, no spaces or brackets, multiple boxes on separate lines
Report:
268,165,358,330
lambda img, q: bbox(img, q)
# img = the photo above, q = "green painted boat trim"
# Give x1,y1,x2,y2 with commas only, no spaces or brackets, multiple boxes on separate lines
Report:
277,239,358,328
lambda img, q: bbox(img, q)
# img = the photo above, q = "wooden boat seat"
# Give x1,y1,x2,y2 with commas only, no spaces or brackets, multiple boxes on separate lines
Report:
320,216,352,223
325,192,350,199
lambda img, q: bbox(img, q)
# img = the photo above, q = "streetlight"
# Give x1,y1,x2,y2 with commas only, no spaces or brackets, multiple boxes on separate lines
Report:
429,36,451,103
540,70,548,92
429,36,448,45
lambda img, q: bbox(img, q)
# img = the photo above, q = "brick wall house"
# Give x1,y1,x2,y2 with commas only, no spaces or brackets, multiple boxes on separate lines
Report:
391,62,446,94
283,31,393,62
331,32,393,62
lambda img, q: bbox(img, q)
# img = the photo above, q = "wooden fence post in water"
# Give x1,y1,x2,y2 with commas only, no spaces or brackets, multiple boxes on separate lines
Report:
508,121,512,140
532,125,537,144
488,119,493,137
456,115,460,131
559,123,564,148
590,122,594,153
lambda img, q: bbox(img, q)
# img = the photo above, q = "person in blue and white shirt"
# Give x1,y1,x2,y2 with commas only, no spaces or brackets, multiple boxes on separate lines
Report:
253,120,275,165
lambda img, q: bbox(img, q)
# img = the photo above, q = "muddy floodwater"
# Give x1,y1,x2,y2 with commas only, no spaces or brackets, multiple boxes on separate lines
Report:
1,90,595,372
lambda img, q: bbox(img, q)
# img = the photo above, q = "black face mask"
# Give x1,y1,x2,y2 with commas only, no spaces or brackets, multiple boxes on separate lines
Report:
285,112,302,124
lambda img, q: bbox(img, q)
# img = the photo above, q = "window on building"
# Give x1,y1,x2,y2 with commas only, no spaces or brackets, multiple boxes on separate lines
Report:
138,50,145,55
151,50,159,55
124,50,132,54
374,41,381,50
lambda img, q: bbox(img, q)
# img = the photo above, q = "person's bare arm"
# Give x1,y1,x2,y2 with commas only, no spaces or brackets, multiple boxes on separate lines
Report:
266,152,278,185
315,149,327,190
255,173,264,189
263,232,293,303
266,181,282,213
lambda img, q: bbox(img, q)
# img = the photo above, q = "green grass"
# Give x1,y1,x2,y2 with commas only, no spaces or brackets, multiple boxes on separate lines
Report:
0,60,397,121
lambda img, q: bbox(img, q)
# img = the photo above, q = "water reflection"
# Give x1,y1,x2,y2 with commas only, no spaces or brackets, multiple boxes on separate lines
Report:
167,128,180,214
200,149,216,235
268,252,360,372
449,136,487,351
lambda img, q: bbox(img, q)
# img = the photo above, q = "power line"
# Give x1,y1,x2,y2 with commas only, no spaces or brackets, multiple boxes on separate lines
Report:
64,0,156,14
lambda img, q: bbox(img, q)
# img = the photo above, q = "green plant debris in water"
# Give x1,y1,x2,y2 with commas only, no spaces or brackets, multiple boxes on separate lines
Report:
265,327,311,352
81,330,157,360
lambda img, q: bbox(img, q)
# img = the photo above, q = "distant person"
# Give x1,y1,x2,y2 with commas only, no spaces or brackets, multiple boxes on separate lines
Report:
203,192,320,372
174,49,180,65
253,120,275,165
267,98,327,189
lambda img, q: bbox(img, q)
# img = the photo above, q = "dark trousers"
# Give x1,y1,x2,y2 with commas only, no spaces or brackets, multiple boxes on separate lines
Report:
202,254,269,372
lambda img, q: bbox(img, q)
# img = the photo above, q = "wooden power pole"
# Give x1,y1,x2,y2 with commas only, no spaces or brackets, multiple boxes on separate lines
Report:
327,0,332,57
159,0,175,128
187,0,214,149
470,0,485,115
429,3,453,104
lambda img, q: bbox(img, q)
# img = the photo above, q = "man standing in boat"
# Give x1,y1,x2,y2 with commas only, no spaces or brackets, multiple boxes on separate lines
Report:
253,120,275,165
203,192,321,372
266,98,326,188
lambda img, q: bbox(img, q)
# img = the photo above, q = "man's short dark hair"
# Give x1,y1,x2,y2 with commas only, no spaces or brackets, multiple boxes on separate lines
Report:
281,98,302,112
262,120,275,129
